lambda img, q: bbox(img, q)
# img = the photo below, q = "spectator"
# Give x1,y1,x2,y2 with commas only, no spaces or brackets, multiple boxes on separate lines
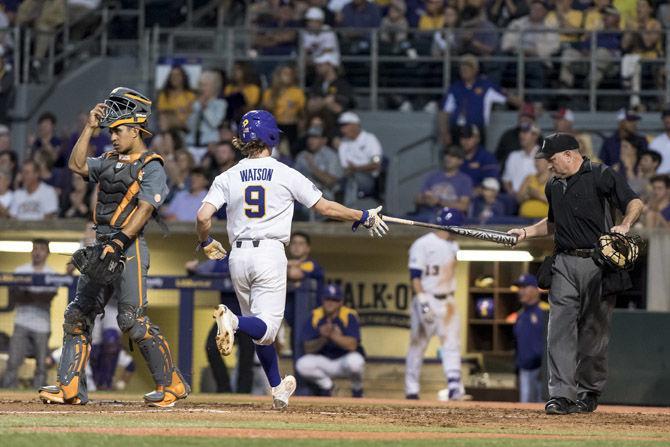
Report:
0,239,57,388
621,0,662,108
9,160,58,220
628,149,662,199
502,123,541,194
294,126,342,201
157,65,197,131
163,168,210,222
302,7,341,65
152,128,186,162
495,103,537,165
262,64,306,148
644,174,670,228
613,138,639,178
308,0,337,25
489,0,530,27
0,168,11,217
432,5,461,56
470,177,506,224
29,112,62,160
202,140,238,181
648,108,670,174
0,147,17,185
307,53,355,117
459,124,499,187
167,149,195,195
253,0,299,58
295,284,365,397
547,0,587,88
336,112,383,206
600,109,648,167
223,62,262,120
60,172,92,218
517,157,550,218
16,0,64,65
438,55,513,147
501,0,560,95
551,108,598,162
337,0,382,54
33,147,69,195
0,49,14,124
379,0,413,56
512,273,548,403
414,146,473,221
186,70,227,149
418,0,445,31
458,6,500,60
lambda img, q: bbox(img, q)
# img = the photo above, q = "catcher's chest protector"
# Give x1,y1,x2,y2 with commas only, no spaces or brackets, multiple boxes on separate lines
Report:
94,151,163,228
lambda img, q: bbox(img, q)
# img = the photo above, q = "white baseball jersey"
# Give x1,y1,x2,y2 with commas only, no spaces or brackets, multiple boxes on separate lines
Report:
203,157,323,244
408,232,459,295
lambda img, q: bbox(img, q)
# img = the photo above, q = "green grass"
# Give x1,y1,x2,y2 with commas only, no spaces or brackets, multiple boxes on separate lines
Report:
2,434,669,447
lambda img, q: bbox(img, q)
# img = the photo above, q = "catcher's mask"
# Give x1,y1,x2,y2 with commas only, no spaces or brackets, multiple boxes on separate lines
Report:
592,232,644,271
100,87,152,132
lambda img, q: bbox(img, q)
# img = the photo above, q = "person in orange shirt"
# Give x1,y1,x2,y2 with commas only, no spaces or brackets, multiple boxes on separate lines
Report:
418,0,446,31
157,66,197,130
262,65,306,149
224,62,262,119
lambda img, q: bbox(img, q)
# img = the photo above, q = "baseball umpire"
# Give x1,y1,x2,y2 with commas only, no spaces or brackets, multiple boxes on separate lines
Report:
509,133,643,415
39,87,190,407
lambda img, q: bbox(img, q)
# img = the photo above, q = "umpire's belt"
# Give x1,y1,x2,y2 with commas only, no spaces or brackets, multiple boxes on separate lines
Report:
235,239,262,248
434,293,454,300
562,248,595,258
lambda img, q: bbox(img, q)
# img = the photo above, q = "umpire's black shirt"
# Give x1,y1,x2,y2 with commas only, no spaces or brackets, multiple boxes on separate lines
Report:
545,158,638,251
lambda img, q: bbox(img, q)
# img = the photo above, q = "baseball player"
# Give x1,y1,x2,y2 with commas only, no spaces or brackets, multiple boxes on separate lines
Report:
405,207,465,400
196,110,388,409
39,87,190,407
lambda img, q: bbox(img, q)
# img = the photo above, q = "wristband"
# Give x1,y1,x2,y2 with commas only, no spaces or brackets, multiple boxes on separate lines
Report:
112,231,133,251
522,228,527,239
351,209,369,232
200,236,213,248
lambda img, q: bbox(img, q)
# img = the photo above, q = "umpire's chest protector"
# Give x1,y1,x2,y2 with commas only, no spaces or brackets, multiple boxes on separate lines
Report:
94,151,164,228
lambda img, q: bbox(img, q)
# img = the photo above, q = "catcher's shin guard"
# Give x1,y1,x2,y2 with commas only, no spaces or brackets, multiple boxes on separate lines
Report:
126,316,190,407
39,334,90,404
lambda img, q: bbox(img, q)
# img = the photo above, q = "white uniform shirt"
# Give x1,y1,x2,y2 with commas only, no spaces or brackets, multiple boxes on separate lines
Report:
9,182,59,220
203,157,323,245
502,146,538,192
300,27,340,63
338,130,383,175
649,133,670,174
408,232,459,295
13,262,57,334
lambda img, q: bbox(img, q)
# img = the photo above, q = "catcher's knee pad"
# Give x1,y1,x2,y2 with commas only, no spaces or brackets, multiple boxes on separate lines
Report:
63,303,88,335
57,334,91,400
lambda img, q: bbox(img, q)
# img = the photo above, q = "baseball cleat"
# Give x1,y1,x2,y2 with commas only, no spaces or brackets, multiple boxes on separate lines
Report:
545,397,580,415
272,375,297,410
144,371,191,408
213,304,236,356
38,385,86,405
576,392,598,413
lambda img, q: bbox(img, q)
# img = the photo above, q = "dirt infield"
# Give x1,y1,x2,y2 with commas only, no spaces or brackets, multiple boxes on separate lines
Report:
0,391,669,445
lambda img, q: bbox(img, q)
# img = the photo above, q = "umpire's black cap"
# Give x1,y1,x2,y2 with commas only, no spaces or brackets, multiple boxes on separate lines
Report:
535,132,580,159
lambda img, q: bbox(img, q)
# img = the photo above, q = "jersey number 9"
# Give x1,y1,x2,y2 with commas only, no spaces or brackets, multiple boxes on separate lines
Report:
245,185,266,218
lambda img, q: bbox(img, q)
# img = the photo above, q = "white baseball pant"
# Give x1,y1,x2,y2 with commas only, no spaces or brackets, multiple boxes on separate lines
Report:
296,351,365,391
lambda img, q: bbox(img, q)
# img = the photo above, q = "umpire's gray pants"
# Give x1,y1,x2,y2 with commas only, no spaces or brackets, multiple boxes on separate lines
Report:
547,254,615,401
1,324,50,388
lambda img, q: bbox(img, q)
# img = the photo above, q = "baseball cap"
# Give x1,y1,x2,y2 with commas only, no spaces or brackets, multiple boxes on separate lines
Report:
513,273,538,288
444,145,466,159
322,284,343,301
305,6,325,21
535,132,580,159
459,124,480,139
551,107,575,123
338,111,361,125
520,102,536,119
313,52,340,67
617,108,641,122
520,123,541,134
481,177,500,192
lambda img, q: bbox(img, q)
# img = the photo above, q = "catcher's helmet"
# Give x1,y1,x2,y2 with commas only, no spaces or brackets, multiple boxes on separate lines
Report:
239,110,281,149
593,232,643,270
436,207,464,227
100,87,152,129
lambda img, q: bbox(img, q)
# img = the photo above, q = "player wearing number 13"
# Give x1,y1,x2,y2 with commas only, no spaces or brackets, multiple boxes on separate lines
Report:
196,110,388,409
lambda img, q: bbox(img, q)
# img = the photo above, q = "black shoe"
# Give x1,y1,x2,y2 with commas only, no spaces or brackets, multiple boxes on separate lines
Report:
406,393,420,400
576,392,598,413
545,397,580,415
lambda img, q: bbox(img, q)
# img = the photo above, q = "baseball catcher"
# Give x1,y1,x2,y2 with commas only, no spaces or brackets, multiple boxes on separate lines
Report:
39,87,190,407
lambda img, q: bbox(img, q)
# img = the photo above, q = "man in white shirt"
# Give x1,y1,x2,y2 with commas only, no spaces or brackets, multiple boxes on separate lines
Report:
502,123,541,193
649,109,670,174
9,160,59,220
337,111,383,206
187,70,227,149
1,239,57,388
301,7,340,66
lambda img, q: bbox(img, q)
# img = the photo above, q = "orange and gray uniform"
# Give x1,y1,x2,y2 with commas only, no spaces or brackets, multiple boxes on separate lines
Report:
56,150,180,403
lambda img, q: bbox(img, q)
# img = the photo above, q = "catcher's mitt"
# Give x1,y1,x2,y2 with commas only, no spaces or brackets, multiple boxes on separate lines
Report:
72,243,126,285
592,233,644,271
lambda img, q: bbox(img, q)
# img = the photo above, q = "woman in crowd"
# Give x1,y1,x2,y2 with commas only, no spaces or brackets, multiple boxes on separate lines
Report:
262,64,306,149
157,66,197,130
517,157,550,219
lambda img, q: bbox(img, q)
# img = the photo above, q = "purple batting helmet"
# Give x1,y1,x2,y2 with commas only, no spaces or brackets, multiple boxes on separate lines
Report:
239,110,281,149
436,207,465,227
475,297,494,319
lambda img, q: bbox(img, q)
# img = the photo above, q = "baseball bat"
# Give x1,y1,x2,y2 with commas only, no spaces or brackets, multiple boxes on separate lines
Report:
381,215,519,246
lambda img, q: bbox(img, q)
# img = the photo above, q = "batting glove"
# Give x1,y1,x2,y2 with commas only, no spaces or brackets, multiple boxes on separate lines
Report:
352,206,389,237
416,292,435,324
200,237,227,260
